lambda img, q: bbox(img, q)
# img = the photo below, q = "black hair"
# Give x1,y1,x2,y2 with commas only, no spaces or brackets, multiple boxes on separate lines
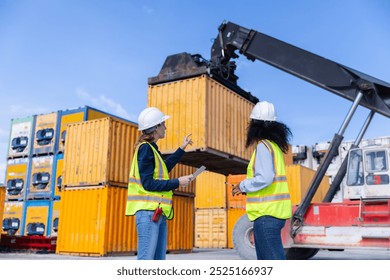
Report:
245,119,292,153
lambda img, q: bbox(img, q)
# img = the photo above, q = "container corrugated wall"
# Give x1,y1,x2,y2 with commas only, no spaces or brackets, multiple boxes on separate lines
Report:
195,171,226,208
56,186,137,256
226,174,246,209
194,208,227,248
227,208,246,249
167,195,194,253
63,118,139,187
170,163,196,196
148,75,254,175
286,164,330,205
0,186,5,224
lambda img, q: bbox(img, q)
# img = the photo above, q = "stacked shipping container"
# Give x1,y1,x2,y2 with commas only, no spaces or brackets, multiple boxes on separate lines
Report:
1,106,126,239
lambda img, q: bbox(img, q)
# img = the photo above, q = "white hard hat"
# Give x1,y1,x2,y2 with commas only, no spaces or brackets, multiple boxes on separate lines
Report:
138,107,170,131
250,101,277,121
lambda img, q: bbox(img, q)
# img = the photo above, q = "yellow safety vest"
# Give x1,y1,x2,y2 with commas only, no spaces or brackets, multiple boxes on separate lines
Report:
125,142,174,219
245,140,292,221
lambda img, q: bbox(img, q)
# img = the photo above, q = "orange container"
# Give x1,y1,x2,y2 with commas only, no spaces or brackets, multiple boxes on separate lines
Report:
226,174,246,209
227,208,246,249
194,208,227,248
167,195,194,253
63,117,139,187
56,185,137,256
23,200,51,236
148,75,254,175
195,171,227,209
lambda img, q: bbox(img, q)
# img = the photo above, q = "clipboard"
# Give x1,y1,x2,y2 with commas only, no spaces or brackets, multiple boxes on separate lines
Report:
190,165,206,182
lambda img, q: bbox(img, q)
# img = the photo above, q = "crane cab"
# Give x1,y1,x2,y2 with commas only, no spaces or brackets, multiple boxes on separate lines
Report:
344,145,390,199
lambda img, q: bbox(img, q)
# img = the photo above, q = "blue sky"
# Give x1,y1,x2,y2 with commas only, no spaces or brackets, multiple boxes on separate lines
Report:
1,0,389,184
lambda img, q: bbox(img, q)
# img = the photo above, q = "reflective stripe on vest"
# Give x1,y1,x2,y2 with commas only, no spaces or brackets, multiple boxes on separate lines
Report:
245,140,292,221
125,142,174,219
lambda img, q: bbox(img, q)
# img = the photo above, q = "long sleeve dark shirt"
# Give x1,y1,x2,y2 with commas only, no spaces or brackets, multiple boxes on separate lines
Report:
137,142,185,192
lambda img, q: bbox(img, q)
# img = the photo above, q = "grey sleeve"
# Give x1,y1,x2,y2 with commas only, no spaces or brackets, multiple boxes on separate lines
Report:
239,142,275,193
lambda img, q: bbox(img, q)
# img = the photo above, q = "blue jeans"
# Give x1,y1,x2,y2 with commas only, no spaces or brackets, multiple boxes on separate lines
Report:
253,215,286,260
136,210,167,260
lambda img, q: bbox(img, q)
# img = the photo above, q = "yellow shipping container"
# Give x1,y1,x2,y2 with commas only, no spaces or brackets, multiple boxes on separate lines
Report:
167,195,194,253
63,117,139,187
23,200,51,236
33,111,60,156
0,186,5,224
227,208,246,249
51,200,60,237
286,164,330,205
1,201,24,236
56,185,137,256
170,163,196,196
148,75,254,175
5,158,30,201
195,171,226,209
27,155,54,199
58,106,121,153
194,208,227,248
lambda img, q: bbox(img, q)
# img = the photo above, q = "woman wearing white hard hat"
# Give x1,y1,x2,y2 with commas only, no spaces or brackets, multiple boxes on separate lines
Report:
232,101,293,260
126,107,193,260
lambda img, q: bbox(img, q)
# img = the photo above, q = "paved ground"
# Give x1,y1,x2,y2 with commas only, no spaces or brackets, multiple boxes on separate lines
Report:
0,248,389,260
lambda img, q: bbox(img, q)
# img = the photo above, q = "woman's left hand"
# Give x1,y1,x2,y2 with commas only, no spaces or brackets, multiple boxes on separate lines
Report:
180,133,193,150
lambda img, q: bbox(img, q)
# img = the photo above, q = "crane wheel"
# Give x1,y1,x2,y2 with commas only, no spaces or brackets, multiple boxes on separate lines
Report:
284,248,319,260
232,214,256,260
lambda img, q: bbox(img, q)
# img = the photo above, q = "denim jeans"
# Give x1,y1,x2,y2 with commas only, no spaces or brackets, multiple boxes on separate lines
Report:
136,210,167,260
253,215,286,260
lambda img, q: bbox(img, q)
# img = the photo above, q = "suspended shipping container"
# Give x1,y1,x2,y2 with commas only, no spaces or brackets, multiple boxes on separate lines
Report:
148,74,255,175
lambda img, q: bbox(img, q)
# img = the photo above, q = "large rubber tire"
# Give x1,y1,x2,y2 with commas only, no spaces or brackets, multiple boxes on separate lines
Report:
232,214,256,260
285,248,319,260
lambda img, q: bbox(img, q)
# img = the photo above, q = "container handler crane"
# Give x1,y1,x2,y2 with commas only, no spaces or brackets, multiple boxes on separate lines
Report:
210,21,390,259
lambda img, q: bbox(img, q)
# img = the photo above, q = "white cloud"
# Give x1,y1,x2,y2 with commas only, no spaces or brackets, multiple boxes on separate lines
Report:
76,88,136,121
9,105,50,116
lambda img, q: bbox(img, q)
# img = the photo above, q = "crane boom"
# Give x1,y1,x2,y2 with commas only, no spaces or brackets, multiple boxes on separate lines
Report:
210,21,390,118
210,21,390,235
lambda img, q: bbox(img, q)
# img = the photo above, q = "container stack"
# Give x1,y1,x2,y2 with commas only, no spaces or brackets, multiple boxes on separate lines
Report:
56,117,139,256
194,171,228,249
1,107,127,240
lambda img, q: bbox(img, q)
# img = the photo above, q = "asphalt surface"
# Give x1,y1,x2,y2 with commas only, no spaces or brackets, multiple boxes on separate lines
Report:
0,248,389,260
